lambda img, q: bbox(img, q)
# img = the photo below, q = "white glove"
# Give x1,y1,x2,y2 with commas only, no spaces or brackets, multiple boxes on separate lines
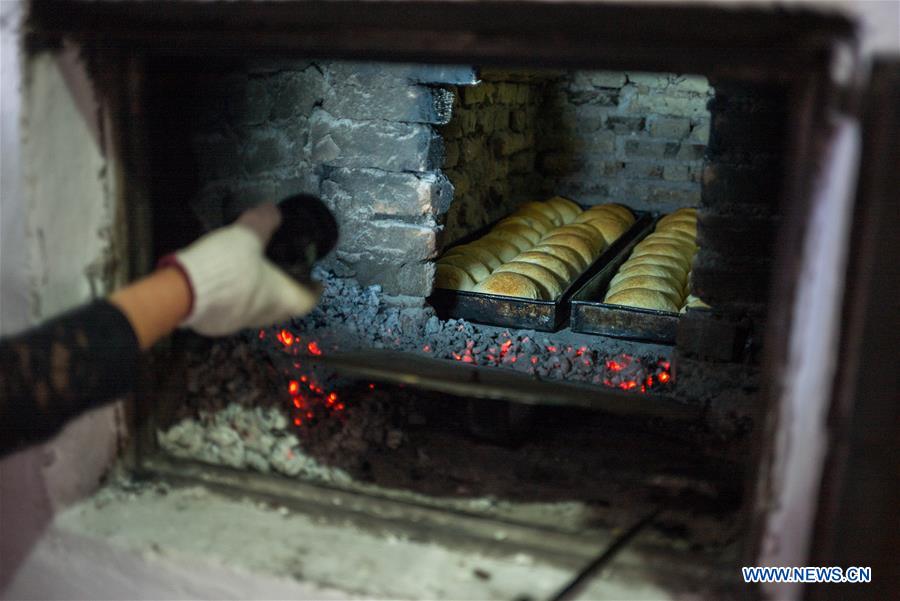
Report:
171,204,320,336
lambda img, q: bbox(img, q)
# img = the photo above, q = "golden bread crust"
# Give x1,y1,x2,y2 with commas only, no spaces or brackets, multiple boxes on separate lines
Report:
604,288,679,312
437,254,492,282
494,262,564,299
540,233,596,265
506,212,555,234
621,253,689,275
435,263,475,291
473,272,542,299
545,196,583,223
512,251,578,283
518,201,564,226
531,244,589,272
583,217,629,245
470,237,520,262
443,244,502,270
483,230,532,252
607,274,683,305
492,222,542,245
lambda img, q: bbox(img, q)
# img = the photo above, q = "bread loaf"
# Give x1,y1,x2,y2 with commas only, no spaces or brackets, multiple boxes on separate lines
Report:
435,263,475,291
483,230,532,253
597,203,635,225
606,275,683,306
470,237,520,262
551,225,606,255
507,212,556,235
620,253,689,276
634,239,696,260
443,244,502,270
493,222,542,245
473,272,542,300
545,196,583,223
657,221,697,237
517,201,564,226
604,288,679,312
531,244,589,272
583,217,629,246
576,207,630,228
644,230,697,249
437,254,492,283
610,265,681,289
540,233,596,265
630,245,693,271
512,251,578,284
494,262,564,299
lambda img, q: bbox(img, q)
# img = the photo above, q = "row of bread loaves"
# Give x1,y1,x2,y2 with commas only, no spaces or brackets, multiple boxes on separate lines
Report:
435,196,635,300
603,207,708,312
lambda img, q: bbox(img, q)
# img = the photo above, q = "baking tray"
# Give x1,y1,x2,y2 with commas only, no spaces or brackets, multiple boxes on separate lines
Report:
428,210,654,332
570,222,682,343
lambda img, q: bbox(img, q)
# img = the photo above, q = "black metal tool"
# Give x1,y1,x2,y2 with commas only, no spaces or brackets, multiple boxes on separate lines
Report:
266,194,338,284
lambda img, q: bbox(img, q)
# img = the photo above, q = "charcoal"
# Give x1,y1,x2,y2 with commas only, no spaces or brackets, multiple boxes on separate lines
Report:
158,269,679,485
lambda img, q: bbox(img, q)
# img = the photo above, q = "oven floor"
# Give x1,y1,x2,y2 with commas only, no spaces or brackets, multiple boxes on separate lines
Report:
5,478,740,600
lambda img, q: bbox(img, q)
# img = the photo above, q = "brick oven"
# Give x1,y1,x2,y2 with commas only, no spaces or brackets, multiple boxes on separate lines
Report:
7,1,898,600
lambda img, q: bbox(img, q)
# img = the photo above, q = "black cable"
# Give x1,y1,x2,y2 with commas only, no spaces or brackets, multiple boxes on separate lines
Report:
547,506,664,601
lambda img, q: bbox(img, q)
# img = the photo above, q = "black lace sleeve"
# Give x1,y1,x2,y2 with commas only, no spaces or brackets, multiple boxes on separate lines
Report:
0,300,140,455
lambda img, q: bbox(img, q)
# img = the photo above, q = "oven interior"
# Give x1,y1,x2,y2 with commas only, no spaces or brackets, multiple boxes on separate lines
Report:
117,52,796,597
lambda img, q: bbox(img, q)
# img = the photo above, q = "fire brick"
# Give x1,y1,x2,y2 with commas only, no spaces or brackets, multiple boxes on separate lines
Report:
309,109,443,172
321,168,453,219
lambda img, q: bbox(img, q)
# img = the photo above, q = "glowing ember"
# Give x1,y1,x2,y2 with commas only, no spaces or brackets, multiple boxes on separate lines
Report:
288,380,300,395
307,341,322,356
658,371,671,383
277,329,294,346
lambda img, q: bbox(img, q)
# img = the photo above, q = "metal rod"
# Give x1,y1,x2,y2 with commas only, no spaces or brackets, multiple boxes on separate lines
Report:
547,506,664,601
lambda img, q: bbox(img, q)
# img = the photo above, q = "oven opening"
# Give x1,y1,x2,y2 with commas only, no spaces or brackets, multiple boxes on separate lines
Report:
136,57,783,591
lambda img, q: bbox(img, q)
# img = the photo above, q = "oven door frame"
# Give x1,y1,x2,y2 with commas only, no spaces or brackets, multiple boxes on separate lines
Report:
28,0,869,583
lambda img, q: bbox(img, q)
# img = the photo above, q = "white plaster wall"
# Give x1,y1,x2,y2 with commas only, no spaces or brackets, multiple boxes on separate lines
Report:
0,0,29,335
21,50,115,320
0,18,125,594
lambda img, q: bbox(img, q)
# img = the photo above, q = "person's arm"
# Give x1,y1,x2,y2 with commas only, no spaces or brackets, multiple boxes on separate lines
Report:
109,266,192,350
0,203,320,454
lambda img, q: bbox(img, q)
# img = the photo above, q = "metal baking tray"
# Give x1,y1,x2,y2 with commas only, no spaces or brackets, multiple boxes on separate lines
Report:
428,209,654,332
570,221,682,343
